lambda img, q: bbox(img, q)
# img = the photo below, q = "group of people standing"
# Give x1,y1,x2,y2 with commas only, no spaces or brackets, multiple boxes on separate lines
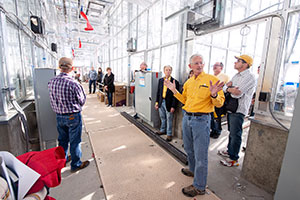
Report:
48,53,256,198
88,66,115,107
155,54,256,197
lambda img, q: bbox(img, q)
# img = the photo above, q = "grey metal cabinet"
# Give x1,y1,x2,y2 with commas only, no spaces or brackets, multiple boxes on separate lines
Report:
135,71,161,128
33,68,58,150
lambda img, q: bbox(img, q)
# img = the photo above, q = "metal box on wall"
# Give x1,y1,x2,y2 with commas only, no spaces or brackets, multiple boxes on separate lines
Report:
33,68,58,150
135,71,161,128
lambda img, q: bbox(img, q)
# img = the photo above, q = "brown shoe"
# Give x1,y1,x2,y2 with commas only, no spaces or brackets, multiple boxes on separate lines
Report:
181,168,194,177
182,185,205,197
166,136,172,142
156,131,166,135
71,161,90,173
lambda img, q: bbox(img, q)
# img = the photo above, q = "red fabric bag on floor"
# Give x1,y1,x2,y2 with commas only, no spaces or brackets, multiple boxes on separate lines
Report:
17,146,66,199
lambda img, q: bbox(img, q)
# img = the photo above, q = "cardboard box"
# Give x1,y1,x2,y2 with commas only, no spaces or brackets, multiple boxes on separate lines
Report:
114,84,126,93
97,92,105,102
114,92,126,107
105,96,108,105
100,92,105,102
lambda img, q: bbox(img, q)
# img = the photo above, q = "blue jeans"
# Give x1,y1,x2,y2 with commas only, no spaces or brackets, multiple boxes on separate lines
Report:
158,99,173,136
227,113,245,160
182,112,210,190
56,112,82,170
89,80,96,93
107,92,113,106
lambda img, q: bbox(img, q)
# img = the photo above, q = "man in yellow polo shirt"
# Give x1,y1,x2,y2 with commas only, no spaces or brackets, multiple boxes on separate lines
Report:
165,54,225,197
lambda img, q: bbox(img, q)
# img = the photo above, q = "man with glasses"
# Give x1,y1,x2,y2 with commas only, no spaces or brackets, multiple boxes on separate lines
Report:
165,54,225,197
218,55,256,167
210,62,230,139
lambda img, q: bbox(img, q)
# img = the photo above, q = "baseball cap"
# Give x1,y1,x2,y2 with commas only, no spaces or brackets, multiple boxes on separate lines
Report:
59,57,73,68
235,55,253,67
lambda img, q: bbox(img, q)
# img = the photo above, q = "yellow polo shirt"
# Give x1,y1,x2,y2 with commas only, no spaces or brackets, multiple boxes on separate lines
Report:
156,77,171,106
162,76,171,98
174,72,225,113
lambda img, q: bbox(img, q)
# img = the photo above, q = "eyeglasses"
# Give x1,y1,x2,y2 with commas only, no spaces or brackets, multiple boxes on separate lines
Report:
237,59,246,64
191,62,204,65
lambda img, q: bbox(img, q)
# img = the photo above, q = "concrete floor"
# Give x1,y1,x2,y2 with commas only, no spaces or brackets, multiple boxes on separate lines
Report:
116,107,273,200
50,97,106,200
50,84,273,200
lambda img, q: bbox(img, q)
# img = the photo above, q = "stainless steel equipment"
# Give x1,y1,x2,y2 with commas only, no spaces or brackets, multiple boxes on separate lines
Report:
135,71,161,128
33,68,58,150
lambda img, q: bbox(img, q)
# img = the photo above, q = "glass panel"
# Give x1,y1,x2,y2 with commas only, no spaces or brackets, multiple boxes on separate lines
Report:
118,31,123,57
230,1,246,24
29,0,40,16
162,17,178,44
222,0,284,26
123,57,128,83
193,40,211,73
130,19,137,40
20,32,33,96
162,0,180,44
274,12,300,118
130,52,144,72
225,51,240,79
228,29,242,52
291,0,300,6
17,0,29,24
210,48,227,75
123,28,128,55
2,0,16,14
137,12,147,51
212,31,228,48
161,44,178,78
122,1,128,27
253,23,266,57
113,38,117,60
130,4,138,21
147,49,160,72
148,2,161,48
110,40,113,63
117,5,122,32
6,21,24,100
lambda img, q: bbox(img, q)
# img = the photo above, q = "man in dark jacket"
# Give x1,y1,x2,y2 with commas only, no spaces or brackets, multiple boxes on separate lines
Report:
155,65,179,142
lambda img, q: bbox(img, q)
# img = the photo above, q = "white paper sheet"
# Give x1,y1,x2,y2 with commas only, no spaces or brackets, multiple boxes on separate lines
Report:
0,152,41,200
0,156,15,200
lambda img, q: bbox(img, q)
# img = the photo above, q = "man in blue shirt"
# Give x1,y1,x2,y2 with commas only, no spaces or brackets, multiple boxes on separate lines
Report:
88,67,98,94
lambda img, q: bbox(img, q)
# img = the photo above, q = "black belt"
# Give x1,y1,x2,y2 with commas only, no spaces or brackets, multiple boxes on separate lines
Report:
58,112,80,116
185,112,209,116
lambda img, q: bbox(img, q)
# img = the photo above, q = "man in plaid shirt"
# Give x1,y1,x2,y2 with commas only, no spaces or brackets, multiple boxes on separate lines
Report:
48,57,89,172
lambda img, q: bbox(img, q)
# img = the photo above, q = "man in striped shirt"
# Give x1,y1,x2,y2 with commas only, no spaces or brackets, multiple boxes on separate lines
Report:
218,55,256,167
48,57,89,172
